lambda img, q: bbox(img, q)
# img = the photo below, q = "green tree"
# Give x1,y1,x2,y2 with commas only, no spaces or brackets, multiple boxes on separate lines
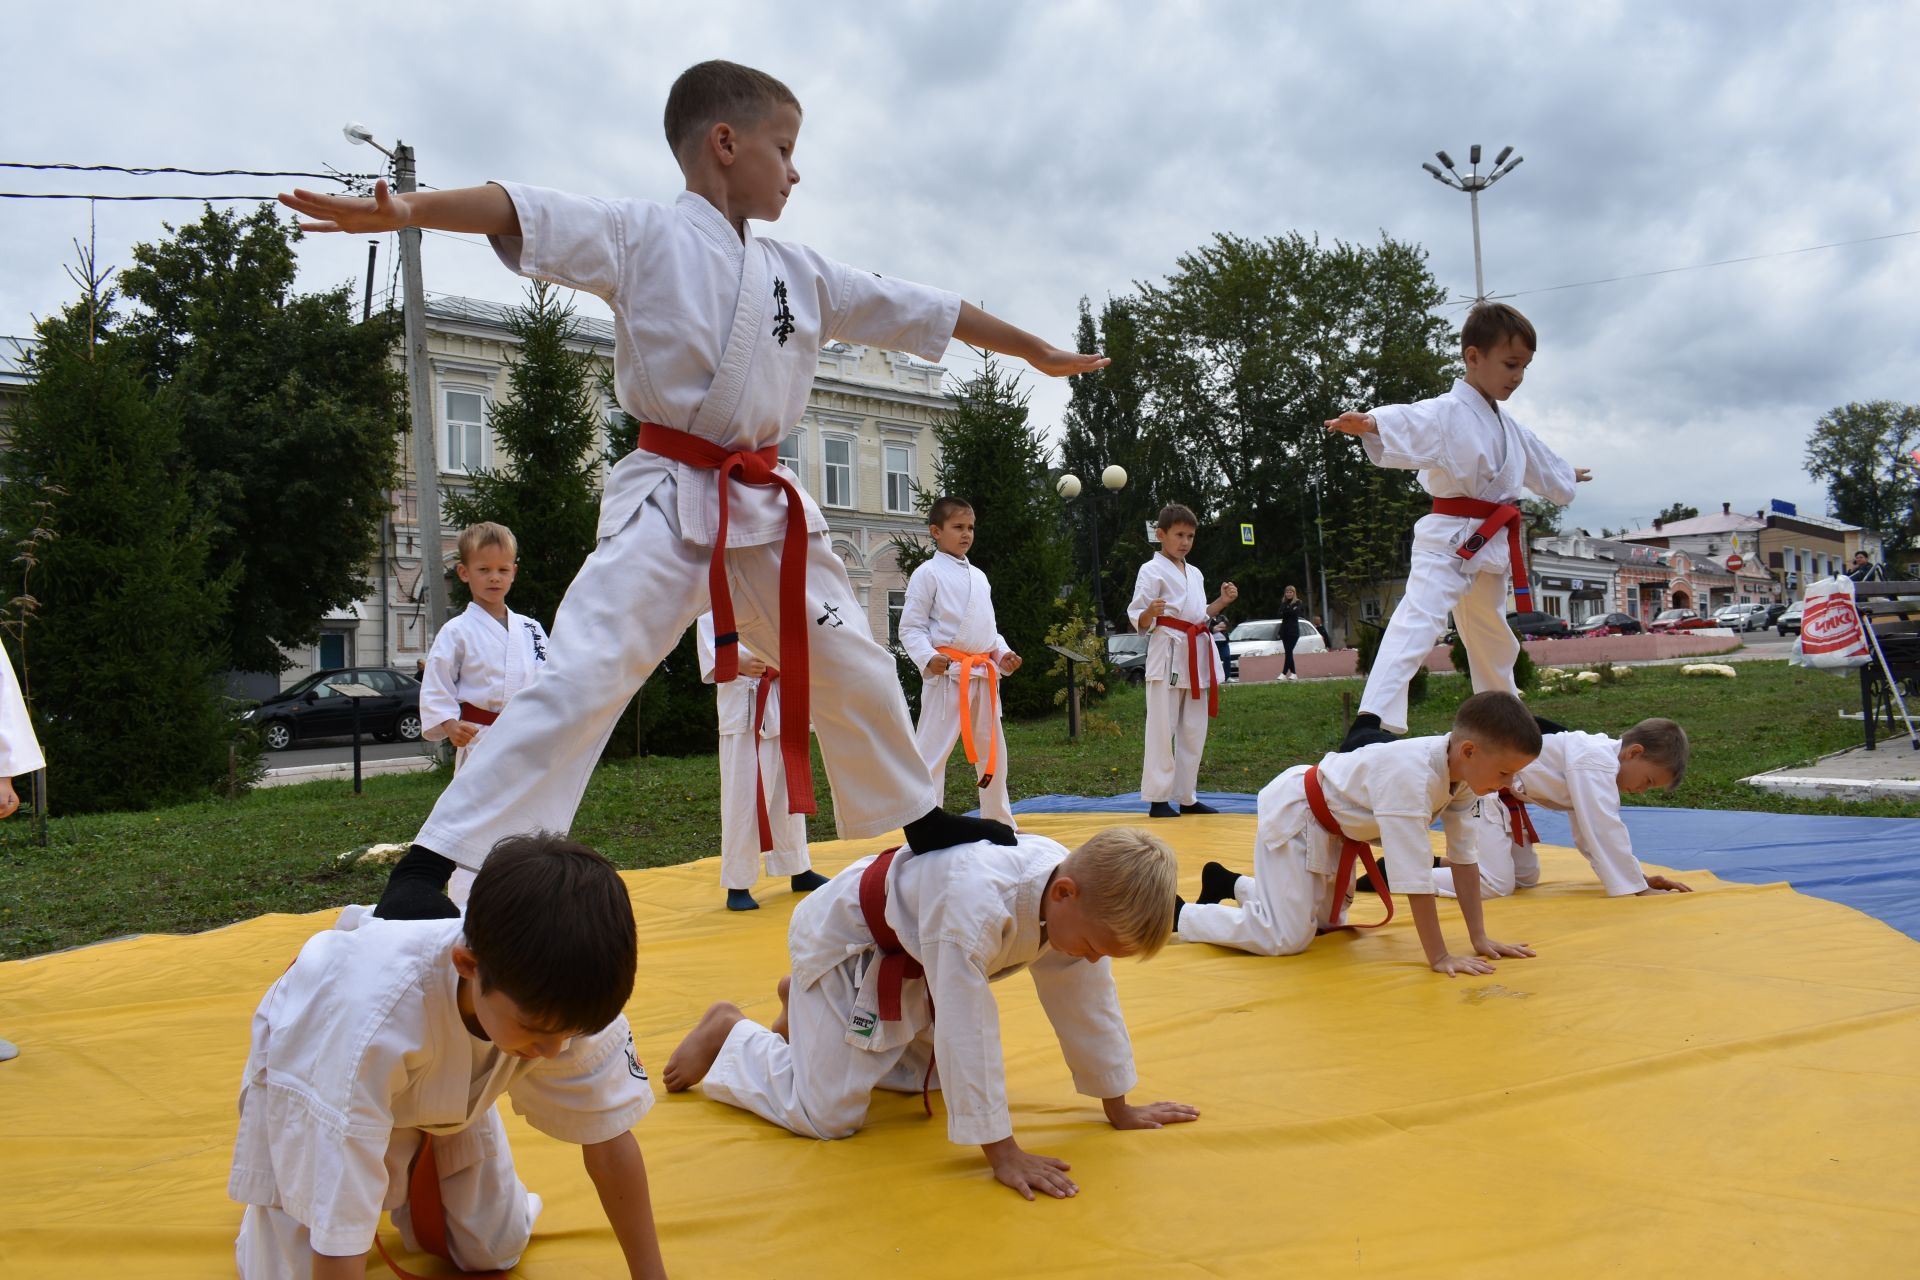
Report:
1804,401,1920,558
442,282,605,628
1522,497,1564,539
116,205,404,674
0,267,237,813
1655,502,1700,524
896,357,1072,718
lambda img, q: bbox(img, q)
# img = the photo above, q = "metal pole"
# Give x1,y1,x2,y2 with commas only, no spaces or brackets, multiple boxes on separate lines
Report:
395,142,450,642
362,240,378,322
351,695,365,795
1313,469,1332,641
1469,186,1485,303
1089,500,1106,634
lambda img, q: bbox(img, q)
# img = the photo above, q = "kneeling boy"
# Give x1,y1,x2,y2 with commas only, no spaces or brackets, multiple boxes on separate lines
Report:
1181,691,1540,977
1435,717,1693,899
229,834,665,1279
662,828,1198,1200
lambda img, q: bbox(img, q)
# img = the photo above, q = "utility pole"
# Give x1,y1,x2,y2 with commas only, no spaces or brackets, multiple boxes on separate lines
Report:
393,142,449,636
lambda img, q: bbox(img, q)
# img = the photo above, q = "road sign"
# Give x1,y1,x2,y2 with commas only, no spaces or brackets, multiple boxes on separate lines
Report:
1726,554,1745,572
1240,523,1255,545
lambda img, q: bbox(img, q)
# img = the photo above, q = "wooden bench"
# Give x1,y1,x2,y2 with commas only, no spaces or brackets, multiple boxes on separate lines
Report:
1854,580,1920,749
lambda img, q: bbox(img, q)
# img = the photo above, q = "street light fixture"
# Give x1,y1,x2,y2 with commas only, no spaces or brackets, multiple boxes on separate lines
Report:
1422,142,1524,303
1056,465,1129,634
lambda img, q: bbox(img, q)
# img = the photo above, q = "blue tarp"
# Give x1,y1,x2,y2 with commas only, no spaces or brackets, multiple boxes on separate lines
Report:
1010,792,1920,941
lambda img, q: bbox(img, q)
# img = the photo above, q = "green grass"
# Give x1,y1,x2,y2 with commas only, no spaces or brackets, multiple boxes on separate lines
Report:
1,663,1908,960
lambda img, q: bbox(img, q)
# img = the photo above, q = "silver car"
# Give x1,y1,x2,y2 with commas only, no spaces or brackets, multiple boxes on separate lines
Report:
1227,618,1328,660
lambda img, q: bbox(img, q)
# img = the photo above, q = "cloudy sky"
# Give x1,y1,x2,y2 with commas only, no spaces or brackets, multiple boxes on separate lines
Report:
6,1,1915,535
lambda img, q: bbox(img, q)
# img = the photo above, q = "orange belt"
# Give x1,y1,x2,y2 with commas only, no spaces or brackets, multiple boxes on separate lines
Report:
639,422,815,819
456,701,499,727
373,1133,510,1279
1303,765,1394,931
1154,616,1219,717
858,848,935,1115
751,668,781,853
936,647,1000,788
1430,496,1532,608
1497,787,1538,847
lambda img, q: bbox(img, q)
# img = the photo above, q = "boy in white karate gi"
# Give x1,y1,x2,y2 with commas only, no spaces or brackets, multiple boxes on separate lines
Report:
283,60,1105,920
229,834,666,1279
1129,504,1237,818
1435,717,1694,899
900,496,1022,828
1,640,44,1063
1325,304,1590,746
697,609,827,912
1180,692,1541,977
660,828,1200,1201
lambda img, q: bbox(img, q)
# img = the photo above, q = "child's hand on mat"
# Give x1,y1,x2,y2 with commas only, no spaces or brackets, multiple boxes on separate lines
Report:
1000,652,1022,674
1472,935,1535,961
1324,412,1376,436
1642,874,1693,893
447,721,480,748
1574,467,1594,482
1432,952,1497,977
1028,347,1110,378
1103,1096,1201,1130
983,1137,1078,1200
279,179,412,234
925,654,951,677
739,655,768,678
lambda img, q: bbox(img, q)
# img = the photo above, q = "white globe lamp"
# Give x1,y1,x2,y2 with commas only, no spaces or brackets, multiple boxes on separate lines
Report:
1102,464,1128,491
1055,473,1083,499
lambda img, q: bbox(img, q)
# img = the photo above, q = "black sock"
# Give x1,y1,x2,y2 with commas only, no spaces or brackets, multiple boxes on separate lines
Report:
1183,800,1220,815
790,870,829,892
1199,860,1242,905
1534,714,1571,735
1338,713,1396,754
373,845,461,920
1173,894,1187,929
1354,861,1391,895
903,807,1017,854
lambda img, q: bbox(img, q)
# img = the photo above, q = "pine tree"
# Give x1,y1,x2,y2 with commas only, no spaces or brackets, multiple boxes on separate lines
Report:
1059,297,1160,628
0,263,236,812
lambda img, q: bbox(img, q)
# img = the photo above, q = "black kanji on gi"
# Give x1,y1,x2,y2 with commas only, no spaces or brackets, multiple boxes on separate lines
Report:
816,603,844,628
770,278,796,346
523,621,547,662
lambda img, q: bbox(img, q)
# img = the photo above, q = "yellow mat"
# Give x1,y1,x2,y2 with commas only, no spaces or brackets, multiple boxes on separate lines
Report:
4,812,1918,1278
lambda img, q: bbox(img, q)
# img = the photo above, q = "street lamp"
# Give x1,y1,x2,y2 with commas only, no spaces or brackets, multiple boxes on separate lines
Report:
1421,143,1523,303
1056,465,1129,634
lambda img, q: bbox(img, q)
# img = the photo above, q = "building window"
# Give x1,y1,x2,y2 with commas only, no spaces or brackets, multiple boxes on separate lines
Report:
604,402,628,455
779,429,804,481
317,631,352,671
883,443,914,514
823,436,854,508
444,389,488,474
1362,597,1383,622
888,589,907,646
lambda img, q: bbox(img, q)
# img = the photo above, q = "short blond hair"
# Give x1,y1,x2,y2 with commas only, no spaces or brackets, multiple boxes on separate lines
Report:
1622,717,1689,787
457,521,518,564
1061,827,1179,959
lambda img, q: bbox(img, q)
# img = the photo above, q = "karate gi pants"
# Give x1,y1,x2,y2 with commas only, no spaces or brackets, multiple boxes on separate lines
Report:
718,730,811,889
1360,551,1519,734
235,1112,534,1278
1177,828,1335,957
702,954,937,1142
915,673,1014,827
415,477,937,871
1141,679,1211,805
1432,801,1537,898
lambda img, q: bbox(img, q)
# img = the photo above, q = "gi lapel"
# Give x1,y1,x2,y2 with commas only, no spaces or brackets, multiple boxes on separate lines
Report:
690,229,771,441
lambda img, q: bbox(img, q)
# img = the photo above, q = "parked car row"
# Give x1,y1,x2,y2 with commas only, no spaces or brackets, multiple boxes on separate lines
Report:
238,667,425,751
1104,619,1329,686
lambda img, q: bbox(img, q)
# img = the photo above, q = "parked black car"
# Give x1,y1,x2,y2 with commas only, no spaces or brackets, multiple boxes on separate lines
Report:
1106,634,1150,686
1506,610,1572,639
241,667,424,750
1573,611,1643,636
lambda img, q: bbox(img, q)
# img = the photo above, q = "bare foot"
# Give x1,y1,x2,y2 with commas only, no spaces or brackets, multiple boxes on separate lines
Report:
771,976,793,1041
662,1002,745,1092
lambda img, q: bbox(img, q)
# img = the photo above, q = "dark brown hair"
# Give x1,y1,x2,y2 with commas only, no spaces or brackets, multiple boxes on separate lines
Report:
927,495,974,528
1452,691,1542,756
1460,302,1537,355
1156,503,1199,532
1622,717,1689,787
663,61,801,164
463,832,637,1034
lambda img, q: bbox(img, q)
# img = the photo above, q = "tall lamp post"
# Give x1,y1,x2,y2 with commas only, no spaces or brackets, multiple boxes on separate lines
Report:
1421,144,1523,303
1056,464,1129,634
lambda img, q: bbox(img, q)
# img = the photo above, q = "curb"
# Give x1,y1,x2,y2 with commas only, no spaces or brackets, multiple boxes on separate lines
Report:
258,756,438,789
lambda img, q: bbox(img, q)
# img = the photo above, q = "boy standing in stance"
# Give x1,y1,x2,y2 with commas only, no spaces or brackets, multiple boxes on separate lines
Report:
1129,504,1236,818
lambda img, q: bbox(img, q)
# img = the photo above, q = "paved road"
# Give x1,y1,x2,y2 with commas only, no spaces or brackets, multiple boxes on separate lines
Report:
266,738,440,769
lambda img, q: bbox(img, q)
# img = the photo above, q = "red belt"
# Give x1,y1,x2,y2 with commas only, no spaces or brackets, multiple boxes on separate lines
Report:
857,847,934,1114
751,668,781,853
1303,766,1394,931
1154,616,1219,717
639,422,815,818
1431,496,1532,608
374,1133,510,1280
456,701,499,727
1497,787,1538,847
936,647,1000,787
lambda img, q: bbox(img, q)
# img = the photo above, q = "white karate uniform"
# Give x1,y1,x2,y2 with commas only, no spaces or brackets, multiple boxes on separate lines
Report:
1357,380,1579,733
228,909,652,1277
1178,737,1477,956
1434,731,1649,898
412,185,960,871
900,551,1015,827
701,834,1137,1145
697,612,810,889
418,601,549,771
1129,553,1224,805
1,642,44,779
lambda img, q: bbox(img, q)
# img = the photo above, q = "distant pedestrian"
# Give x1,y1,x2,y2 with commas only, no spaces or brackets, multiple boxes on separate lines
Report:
1849,551,1886,583
1278,586,1306,681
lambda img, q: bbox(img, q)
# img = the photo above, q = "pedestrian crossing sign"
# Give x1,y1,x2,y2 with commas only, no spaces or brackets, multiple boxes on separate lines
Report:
1240,523,1255,545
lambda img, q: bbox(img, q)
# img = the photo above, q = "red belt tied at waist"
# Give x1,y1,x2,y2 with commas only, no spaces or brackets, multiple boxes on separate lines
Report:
1431,496,1532,608
456,701,499,727
1303,765,1394,931
639,421,815,818
1154,616,1219,717
936,647,1000,787
373,1132,510,1280
857,847,935,1114
1497,787,1538,847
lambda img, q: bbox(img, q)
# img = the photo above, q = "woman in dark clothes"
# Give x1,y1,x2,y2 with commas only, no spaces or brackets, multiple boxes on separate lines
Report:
1279,585,1304,681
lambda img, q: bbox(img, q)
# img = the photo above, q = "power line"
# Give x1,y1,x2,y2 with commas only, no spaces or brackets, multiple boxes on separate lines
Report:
1496,228,1920,301
0,161,375,181
0,192,281,202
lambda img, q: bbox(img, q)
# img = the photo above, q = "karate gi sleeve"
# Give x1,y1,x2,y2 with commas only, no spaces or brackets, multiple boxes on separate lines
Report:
1566,770,1649,895
817,255,963,365
898,565,939,674
919,935,1016,1146
1517,423,1579,506
417,626,463,741
510,1016,656,1145
1377,813,1447,890
695,614,719,685
1028,951,1137,1100
0,642,45,776
1127,562,1160,633
488,182,658,304
1362,395,1450,471
1437,798,1480,869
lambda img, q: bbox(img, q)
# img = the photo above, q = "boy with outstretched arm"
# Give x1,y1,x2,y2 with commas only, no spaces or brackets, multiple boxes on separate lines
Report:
661,828,1199,1200
229,834,665,1278
900,496,1022,828
1326,304,1589,748
1130,504,1237,818
1180,691,1541,976
1436,717,1694,899
281,60,1105,920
